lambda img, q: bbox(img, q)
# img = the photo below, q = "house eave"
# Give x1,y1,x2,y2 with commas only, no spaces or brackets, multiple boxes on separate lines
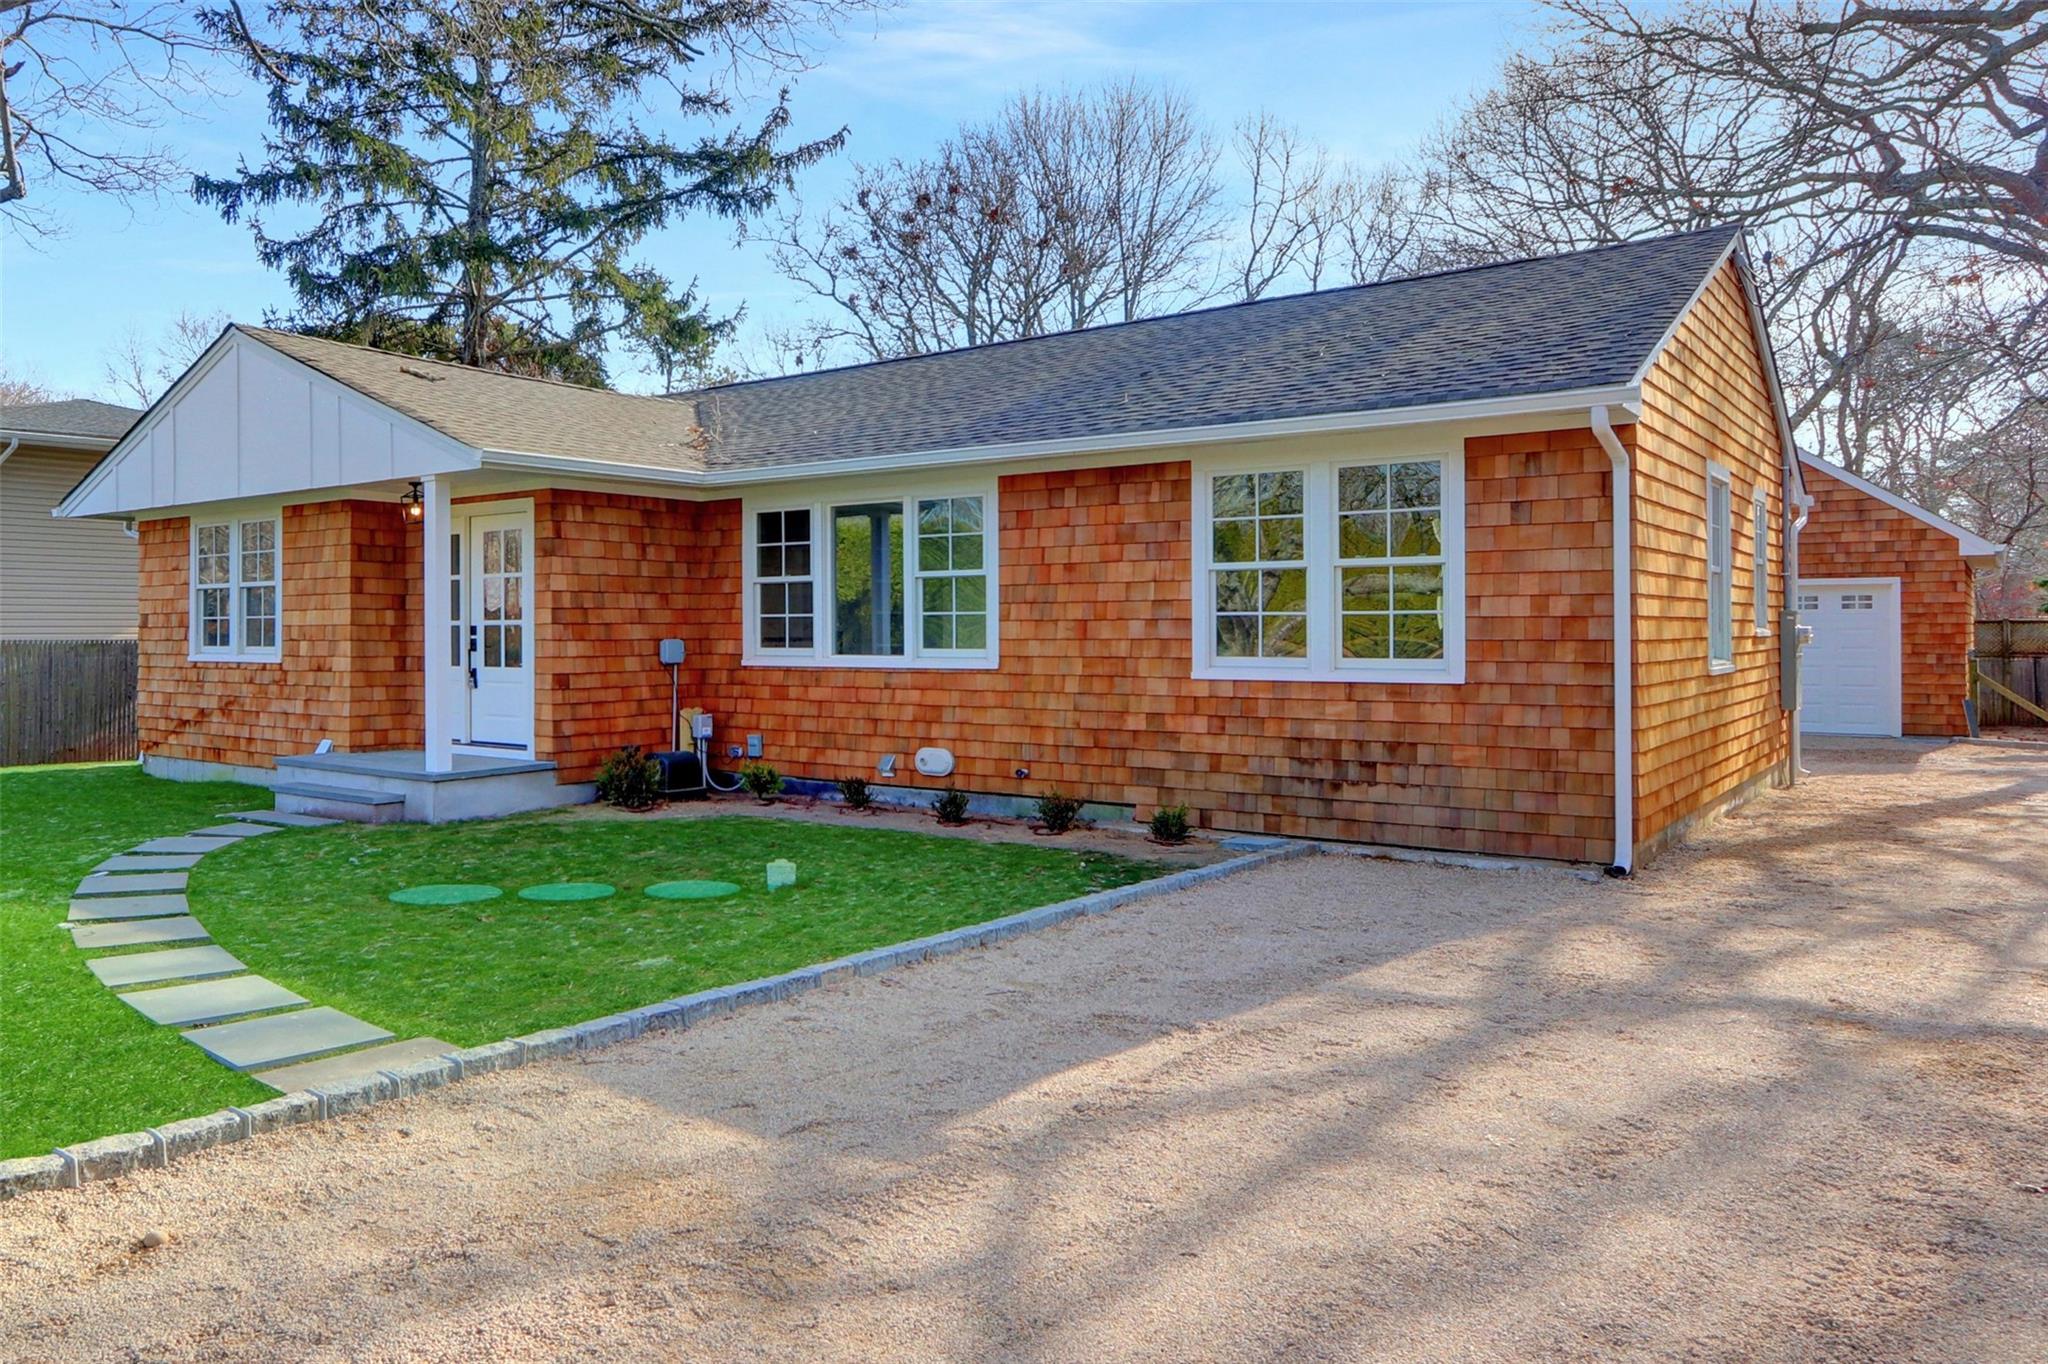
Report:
1797,450,2003,560
478,382,1647,489
1,430,120,456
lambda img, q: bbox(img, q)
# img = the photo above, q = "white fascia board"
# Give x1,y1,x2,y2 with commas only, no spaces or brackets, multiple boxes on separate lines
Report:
56,328,481,519
479,382,1645,490
1628,232,1743,390
1797,451,2003,560
54,327,242,518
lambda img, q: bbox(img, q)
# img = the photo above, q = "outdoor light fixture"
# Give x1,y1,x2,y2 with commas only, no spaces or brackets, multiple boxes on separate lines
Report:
400,480,425,523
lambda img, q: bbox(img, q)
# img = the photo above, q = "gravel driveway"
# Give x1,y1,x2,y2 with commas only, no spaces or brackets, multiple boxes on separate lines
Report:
4,739,2044,1362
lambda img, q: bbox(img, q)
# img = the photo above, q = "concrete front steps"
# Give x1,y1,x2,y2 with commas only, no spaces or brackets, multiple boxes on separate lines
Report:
268,750,592,824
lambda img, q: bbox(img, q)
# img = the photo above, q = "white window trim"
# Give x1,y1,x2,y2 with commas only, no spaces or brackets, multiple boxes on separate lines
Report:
1191,447,1466,684
188,508,284,663
1706,463,1734,674
741,478,1000,670
1751,488,1771,637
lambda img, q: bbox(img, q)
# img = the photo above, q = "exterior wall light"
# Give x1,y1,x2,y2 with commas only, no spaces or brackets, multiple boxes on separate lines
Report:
401,480,425,523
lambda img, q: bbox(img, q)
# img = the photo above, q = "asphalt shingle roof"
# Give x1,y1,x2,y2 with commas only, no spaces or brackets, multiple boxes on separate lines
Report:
241,226,1742,478
246,328,710,471
1,399,141,441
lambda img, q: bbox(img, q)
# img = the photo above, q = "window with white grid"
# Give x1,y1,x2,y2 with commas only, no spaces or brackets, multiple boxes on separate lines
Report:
191,514,282,660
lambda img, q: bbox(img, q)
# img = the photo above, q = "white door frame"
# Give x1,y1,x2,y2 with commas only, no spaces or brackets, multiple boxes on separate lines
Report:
451,500,536,757
1796,575,1903,738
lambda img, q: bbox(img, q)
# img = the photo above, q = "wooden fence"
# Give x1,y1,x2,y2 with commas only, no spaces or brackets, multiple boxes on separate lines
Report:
0,639,139,767
1975,619,2048,728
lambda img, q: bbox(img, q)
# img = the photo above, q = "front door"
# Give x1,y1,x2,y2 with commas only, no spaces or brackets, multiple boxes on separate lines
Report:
466,510,533,750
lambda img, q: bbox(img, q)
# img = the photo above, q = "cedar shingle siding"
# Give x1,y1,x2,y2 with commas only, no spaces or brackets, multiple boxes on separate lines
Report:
1631,263,1792,856
127,240,1805,864
1798,461,1975,737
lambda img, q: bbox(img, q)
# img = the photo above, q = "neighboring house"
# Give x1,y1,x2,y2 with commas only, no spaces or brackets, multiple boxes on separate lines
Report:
59,226,1806,869
1795,452,2001,739
1,400,142,640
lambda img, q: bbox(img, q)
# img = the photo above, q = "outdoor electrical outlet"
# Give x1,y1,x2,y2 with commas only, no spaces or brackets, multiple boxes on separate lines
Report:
746,733,764,759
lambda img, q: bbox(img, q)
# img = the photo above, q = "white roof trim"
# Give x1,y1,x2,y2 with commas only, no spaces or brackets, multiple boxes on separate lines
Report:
481,382,1647,489
56,328,480,518
1798,451,2003,560
1629,232,1743,388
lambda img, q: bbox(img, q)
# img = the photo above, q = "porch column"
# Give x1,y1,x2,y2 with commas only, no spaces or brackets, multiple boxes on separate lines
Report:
420,473,455,773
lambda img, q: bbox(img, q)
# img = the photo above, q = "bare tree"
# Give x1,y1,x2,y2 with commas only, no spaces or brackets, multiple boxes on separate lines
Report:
100,308,227,405
0,364,56,405
0,1,257,229
767,79,1222,362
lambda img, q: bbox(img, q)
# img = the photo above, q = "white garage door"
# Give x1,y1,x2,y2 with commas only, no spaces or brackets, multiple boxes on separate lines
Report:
1797,579,1902,737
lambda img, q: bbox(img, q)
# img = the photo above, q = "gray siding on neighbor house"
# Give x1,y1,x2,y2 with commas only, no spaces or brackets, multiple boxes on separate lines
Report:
1,444,138,639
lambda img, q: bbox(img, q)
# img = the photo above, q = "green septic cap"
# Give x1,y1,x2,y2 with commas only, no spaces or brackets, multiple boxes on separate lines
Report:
517,882,616,903
389,883,503,906
645,879,741,901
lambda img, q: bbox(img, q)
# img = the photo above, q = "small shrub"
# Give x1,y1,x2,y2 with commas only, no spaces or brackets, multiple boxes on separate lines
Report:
837,775,874,811
739,760,784,803
932,786,970,825
595,744,662,811
1148,802,1192,844
1035,789,1084,834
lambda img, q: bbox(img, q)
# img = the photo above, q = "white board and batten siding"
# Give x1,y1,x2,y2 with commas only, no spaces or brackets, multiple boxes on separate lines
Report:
62,332,476,519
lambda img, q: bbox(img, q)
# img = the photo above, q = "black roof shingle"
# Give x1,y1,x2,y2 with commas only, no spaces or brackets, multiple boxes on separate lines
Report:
677,225,1742,471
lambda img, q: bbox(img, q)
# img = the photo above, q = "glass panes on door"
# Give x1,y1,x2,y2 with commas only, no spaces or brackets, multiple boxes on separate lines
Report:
479,526,525,668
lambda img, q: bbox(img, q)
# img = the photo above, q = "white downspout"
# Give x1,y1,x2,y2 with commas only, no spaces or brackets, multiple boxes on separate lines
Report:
1786,480,1813,780
1591,406,1633,875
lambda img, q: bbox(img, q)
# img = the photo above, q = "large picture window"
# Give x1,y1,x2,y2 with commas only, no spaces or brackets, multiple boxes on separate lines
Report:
743,486,996,668
191,513,281,661
1194,452,1465,683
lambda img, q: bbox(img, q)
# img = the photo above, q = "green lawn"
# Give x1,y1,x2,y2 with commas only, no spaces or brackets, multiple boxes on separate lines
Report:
2,766,1167,1158
1,764,273,1160
196,812,1165,1046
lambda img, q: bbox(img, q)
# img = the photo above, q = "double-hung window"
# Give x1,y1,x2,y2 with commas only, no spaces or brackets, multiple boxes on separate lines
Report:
192,513,281,661
1706,464,1733,671
1195,451,1464,682
744,486,996,668
1751,490,1771,635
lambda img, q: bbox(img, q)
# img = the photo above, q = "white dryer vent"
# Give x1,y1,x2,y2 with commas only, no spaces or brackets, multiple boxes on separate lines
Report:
913,746,955,778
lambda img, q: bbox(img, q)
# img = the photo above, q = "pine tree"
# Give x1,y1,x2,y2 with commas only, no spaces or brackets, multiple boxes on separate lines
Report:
197,1,850,385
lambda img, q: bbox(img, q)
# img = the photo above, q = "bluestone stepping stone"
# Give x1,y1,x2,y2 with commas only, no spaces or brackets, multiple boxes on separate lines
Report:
133,837,238,855
94,853,204,873
90,945,245,988
120,975,307,1027
69,916,209,949
183,1006,393,1071
191,822,277,839
68,893,191,921
229,809,340,828
255,1037,456,1092
75,871,188,897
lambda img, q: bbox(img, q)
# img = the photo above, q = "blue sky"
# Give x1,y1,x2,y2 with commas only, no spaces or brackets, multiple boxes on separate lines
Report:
1,0,1530,402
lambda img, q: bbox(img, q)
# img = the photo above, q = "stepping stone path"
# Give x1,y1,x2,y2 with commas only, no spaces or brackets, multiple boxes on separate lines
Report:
94,853,204,872
68,893,191,921
63,808,447,1097
76,871,190,894
185,1007,393,1071
89,944,245,989
69,916,211,949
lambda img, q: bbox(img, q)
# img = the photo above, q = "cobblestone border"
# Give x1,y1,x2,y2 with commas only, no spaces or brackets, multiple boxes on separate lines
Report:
1,842,1314,1201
